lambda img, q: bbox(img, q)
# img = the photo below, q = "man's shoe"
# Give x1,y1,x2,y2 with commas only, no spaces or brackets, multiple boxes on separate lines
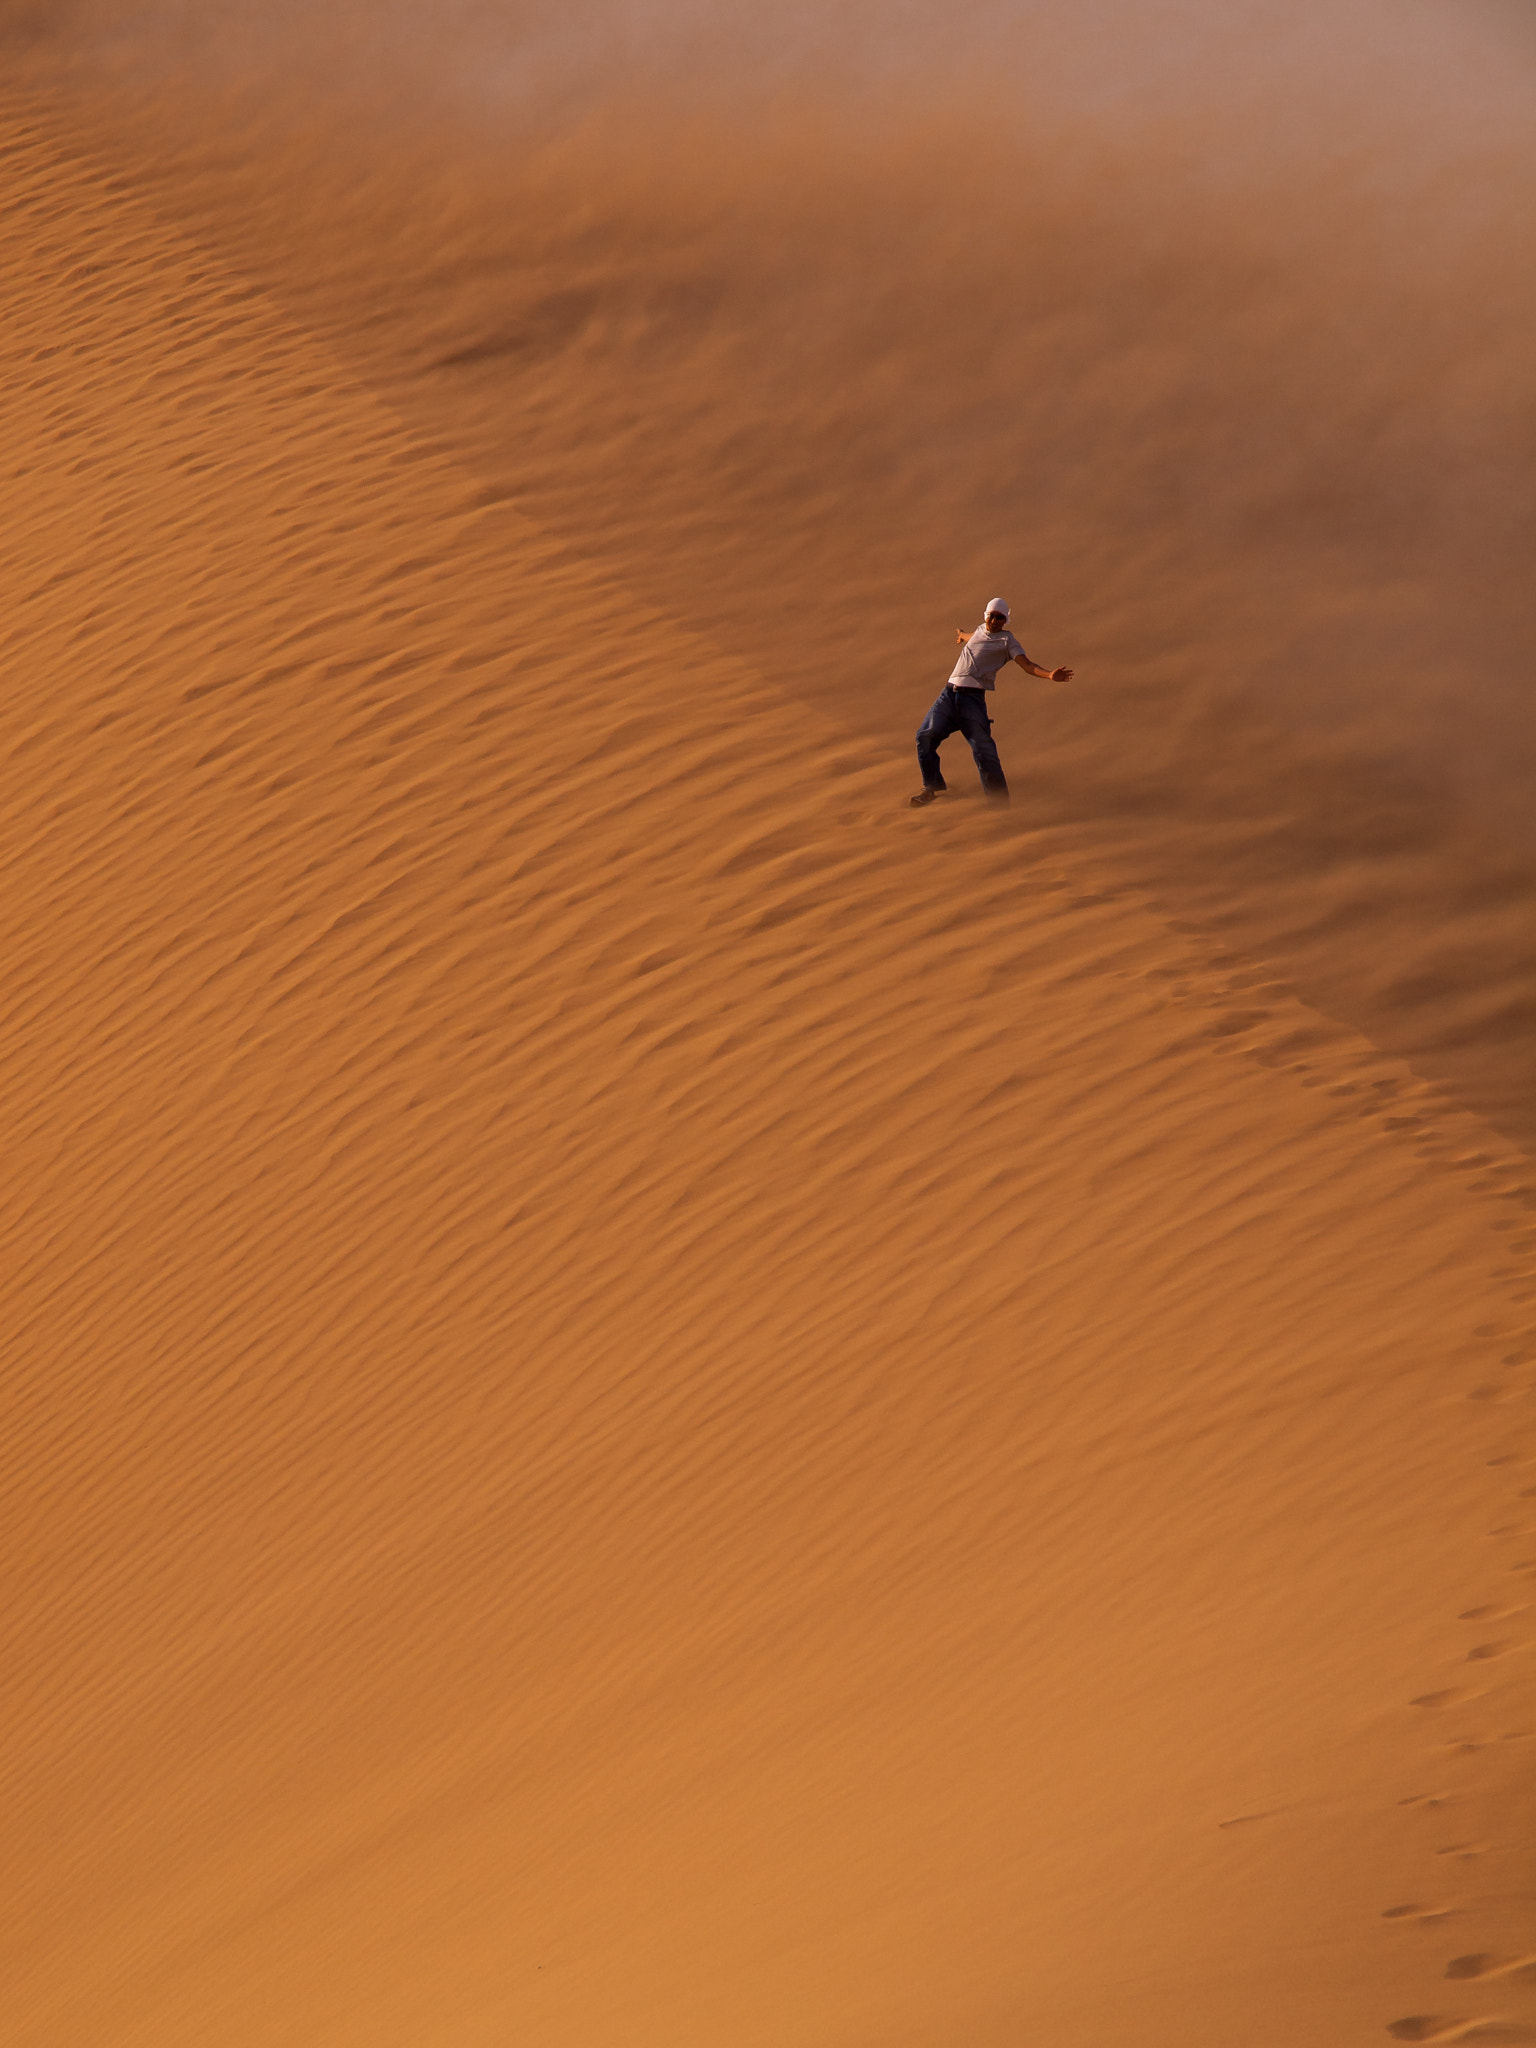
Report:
909,788,943,808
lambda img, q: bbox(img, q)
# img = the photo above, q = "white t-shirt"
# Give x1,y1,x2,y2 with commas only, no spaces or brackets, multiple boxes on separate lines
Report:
949,625,1030,692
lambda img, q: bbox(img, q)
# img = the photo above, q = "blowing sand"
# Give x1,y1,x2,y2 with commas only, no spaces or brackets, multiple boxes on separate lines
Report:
4,9,1535,2044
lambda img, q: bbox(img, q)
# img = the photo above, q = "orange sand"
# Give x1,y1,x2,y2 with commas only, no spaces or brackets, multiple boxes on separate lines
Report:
3,13,1534,2045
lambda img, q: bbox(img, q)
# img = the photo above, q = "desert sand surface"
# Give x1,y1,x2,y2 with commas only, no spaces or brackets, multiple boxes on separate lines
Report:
3,4,1535,2044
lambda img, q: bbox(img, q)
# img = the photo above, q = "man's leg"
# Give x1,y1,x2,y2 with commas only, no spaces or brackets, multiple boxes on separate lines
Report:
915,686,961,793
955,689,1009,801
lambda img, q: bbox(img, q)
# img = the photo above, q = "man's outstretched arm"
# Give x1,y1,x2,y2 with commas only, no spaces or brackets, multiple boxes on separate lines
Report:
1014,651,1074,682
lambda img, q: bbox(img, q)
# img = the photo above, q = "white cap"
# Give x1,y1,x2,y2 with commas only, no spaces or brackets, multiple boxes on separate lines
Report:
984,598,1010,620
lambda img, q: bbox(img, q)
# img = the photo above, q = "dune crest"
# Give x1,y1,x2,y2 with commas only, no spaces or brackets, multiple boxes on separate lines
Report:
21,0,1534,1155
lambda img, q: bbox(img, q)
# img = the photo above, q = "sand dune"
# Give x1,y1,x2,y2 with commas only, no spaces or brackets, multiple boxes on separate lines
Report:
25,0,1535,1151
3,16,1535,2047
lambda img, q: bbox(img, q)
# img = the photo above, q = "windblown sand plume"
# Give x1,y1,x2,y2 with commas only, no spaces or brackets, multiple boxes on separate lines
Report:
2,3,1534,2043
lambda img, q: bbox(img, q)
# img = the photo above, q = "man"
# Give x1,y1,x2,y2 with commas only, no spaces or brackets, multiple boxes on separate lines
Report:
910,599,1073,807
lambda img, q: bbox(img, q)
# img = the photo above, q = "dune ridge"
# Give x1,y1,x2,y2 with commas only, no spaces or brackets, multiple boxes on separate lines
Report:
3,102,1534,2048
25,1,1535,1157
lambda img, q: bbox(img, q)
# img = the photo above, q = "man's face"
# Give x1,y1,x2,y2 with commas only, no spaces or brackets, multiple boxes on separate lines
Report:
984,612,1007,631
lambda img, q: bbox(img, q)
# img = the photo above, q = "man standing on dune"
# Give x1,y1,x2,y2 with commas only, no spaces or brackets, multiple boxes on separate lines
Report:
910,599,1073,807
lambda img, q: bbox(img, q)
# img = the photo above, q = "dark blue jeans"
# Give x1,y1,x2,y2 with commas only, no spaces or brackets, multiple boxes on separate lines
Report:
916,685,1008,798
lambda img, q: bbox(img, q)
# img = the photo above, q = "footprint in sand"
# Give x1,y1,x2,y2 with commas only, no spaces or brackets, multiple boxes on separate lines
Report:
1445,1955,1536,1983
1466,1641,1528,1661
1460,1605,1527,1621
1388,2020,1536,2042
1383,1903,1459,1923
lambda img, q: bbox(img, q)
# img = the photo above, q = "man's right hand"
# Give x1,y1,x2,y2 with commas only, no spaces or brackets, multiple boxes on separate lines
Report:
956,627,970,646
